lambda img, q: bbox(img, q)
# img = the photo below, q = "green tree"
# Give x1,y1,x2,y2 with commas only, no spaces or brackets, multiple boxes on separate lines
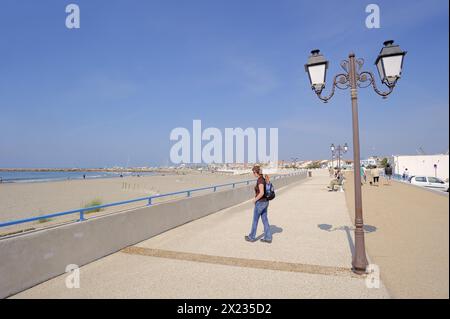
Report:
307,161,322,169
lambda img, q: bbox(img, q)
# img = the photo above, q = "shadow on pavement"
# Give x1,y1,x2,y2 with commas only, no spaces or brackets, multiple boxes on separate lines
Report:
317,224,377,258
255,225,283,241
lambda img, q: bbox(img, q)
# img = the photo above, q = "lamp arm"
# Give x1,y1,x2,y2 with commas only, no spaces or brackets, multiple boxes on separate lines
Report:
358,71,394,98
316,73,349,103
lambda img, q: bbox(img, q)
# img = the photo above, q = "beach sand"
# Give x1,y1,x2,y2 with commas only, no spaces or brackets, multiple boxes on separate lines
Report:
0,171,253,236
344,172,449,298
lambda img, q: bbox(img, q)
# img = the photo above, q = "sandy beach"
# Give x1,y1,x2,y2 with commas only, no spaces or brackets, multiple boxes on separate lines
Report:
344,172,449,298
0,171,254,235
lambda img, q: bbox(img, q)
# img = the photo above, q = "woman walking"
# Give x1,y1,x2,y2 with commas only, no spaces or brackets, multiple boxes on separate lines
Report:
245,165,272,243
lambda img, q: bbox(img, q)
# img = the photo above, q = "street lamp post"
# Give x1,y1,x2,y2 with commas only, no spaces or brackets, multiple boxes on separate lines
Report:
331,144,335,169
434,164,438,178
305,40,406,274
331,143,348,170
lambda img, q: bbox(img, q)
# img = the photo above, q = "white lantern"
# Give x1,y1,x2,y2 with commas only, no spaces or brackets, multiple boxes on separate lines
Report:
305,49,329,93
375,40,407,86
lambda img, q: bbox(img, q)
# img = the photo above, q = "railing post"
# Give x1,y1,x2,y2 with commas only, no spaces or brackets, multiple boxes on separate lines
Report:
79,209,85,222
187,191,191,197
213,186,217,192
148,197,152,206
232,183,235,188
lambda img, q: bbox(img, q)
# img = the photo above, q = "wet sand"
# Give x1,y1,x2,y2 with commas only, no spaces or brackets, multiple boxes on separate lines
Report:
344,172,449,298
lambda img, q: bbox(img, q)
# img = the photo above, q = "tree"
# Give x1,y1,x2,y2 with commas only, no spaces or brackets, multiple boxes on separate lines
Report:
307,161,322,169
380,158,389,168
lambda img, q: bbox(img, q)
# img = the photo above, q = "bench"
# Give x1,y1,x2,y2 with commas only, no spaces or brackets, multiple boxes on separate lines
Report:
333,179,345,192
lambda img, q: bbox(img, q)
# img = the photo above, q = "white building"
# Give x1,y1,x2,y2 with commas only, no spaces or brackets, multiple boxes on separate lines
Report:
361,156,379,167
391,154,449,181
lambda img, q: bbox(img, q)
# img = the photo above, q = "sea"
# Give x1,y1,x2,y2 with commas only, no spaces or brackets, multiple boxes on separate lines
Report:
0,171,157,183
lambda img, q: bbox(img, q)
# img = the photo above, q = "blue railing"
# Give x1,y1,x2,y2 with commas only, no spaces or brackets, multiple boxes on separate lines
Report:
374,173,409,182
0,171,304,229
392,173,410,182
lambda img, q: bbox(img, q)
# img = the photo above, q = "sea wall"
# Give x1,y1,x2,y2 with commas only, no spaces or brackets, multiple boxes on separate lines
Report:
0,171,307,298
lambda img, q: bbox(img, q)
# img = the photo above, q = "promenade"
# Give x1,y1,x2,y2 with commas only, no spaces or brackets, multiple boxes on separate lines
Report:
11,170,389,298
345,173,449,298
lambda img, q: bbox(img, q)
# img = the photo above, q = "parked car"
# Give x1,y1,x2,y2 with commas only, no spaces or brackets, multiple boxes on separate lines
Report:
410,176,449,192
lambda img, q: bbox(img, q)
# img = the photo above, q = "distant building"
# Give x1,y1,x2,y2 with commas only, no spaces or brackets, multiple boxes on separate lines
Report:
361,156,380,167
391,154,449,181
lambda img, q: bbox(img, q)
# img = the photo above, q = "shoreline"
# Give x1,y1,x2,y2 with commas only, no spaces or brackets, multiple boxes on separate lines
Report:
0,168,179,173
0,172,161,184
0,171,253,226
0,168,205,184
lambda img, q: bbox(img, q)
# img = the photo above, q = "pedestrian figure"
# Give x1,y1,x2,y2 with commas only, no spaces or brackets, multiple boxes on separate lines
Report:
360,165,366,185
328,169,343,191
384,164,393,185
402,168,409,181
371,165,380,186
245,165,272,244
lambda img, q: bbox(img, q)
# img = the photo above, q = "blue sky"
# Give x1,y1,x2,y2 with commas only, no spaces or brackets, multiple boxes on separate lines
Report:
0,0,448,168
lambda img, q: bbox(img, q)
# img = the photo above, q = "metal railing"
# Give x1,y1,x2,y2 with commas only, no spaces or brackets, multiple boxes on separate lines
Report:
0,171,305,228
392,173,410,182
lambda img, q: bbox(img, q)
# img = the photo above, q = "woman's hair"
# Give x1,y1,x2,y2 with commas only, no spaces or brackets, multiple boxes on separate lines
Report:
252,165,262,176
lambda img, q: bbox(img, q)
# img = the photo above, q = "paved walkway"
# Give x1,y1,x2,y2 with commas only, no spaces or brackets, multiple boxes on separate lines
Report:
12,171,389,298
345,172,449,298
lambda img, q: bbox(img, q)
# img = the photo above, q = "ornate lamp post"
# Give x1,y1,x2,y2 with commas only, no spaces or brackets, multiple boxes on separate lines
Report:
305,40,406,274
331,144,335,169
330,145,335,169
331,143,348,170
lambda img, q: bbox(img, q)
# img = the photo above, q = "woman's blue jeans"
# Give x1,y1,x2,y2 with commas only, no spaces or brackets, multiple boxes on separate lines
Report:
248,200,271,241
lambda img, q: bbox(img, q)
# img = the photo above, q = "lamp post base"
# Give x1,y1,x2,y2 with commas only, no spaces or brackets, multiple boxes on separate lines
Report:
352,253,369,274
352,224,369,274
352,266,368,275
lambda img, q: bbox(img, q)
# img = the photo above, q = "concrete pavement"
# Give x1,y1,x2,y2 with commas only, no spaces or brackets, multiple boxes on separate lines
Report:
11,170,389,298
344,172,449,298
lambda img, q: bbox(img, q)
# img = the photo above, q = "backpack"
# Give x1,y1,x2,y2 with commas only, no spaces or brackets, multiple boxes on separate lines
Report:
265,182,276,200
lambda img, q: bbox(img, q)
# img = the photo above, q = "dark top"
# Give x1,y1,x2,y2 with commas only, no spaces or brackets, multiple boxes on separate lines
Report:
385,166,393,176
255,176,267,202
